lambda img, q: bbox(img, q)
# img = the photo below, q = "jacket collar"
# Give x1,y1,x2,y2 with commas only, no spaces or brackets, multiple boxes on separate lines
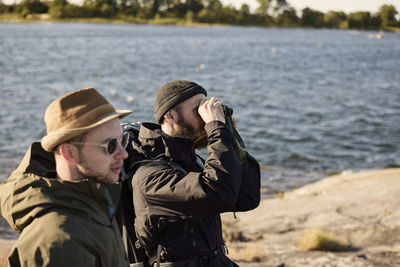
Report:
138,123,197,168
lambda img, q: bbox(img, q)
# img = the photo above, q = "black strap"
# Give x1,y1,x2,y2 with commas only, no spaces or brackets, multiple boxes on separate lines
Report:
116,179,147,264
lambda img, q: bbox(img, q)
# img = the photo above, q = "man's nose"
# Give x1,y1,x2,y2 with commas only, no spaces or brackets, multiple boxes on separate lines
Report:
115,143,128,160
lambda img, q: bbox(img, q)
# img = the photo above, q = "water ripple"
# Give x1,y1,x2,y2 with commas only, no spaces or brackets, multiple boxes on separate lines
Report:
1,25,399,191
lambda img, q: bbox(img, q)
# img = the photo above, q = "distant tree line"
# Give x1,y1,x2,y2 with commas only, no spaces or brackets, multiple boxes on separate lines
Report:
0,0,399,29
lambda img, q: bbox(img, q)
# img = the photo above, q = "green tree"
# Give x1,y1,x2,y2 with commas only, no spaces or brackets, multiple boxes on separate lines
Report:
347,11,371,29
48,0,67,18
99,2,114,17
370,13,381,28
276,7,298,27
197,0,223,23
150,0,160,17
17,0,48,17
184,0,203,15
238,3,250,25
256,0,271,15
185,10,193,21
239,3,249,14
257,0,291,18
218,5,239,24
378,4,399,27
301,7,324,27
272,0,289,16
254,0,275,26
323,11,346,28
133,0,153,18
117,0,141,17
162,0,188,18
0,1,13,13
82,0,117,17
52,0,67,6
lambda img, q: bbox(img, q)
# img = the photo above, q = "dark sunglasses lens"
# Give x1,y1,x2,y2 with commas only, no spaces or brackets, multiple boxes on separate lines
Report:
107,139,118,154
121,132,129,148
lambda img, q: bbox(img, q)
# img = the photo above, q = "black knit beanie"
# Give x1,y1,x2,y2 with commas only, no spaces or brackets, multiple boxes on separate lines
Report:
154,80,207,123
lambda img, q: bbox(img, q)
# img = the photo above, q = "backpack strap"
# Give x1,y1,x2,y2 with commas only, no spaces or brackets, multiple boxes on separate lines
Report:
116,178,148,265
118,122,151,265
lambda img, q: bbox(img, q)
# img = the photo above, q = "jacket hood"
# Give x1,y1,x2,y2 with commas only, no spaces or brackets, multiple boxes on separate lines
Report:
0,142,121,233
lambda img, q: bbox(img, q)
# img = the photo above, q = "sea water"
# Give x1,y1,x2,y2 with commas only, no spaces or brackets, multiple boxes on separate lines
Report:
1,23,399,193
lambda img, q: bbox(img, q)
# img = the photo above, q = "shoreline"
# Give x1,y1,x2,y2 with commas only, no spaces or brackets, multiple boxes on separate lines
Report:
1,14,399,33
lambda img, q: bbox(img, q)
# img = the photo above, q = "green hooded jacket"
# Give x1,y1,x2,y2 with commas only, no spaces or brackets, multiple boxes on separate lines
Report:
0,143,128,267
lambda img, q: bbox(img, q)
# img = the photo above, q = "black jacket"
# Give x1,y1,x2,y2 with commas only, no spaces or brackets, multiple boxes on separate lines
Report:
130,121,260,266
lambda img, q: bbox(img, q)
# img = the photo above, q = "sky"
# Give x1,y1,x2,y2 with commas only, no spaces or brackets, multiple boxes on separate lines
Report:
222,0,400,13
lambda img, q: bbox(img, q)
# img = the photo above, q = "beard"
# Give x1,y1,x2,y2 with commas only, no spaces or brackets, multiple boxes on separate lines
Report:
173,115,208,149
77,165,103,183
76,151,117,184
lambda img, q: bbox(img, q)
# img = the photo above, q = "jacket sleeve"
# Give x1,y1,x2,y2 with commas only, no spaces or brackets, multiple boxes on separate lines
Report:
232,152,261,211
132,121,242,216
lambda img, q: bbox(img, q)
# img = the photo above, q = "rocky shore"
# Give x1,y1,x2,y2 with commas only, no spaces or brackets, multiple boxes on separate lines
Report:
222,168,400,267
1,168,399,266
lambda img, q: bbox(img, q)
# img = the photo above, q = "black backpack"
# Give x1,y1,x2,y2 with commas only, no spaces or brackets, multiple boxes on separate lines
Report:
116,122,187,267
116,122,149,267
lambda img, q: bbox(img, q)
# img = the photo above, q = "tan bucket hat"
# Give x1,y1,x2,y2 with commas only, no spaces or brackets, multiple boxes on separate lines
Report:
41,87,132,152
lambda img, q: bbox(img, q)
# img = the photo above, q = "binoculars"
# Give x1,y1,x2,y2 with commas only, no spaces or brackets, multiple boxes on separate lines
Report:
221,104,246,163
222,104,233,118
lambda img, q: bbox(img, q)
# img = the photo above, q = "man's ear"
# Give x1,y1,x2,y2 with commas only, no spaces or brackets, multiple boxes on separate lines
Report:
163,110,176,125
59,143,79,164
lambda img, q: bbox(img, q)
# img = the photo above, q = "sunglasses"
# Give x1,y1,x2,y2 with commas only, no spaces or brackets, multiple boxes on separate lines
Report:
71,132,130,155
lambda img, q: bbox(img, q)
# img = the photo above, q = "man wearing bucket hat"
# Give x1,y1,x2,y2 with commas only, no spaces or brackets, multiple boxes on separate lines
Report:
123,80,260,266
0,88,131,266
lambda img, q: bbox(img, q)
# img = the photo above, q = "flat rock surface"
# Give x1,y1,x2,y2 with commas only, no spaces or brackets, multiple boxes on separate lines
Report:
222,168,400,267
0,239,14,267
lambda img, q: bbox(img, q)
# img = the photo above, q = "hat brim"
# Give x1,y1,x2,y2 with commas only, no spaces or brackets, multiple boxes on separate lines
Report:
41,109,131,152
